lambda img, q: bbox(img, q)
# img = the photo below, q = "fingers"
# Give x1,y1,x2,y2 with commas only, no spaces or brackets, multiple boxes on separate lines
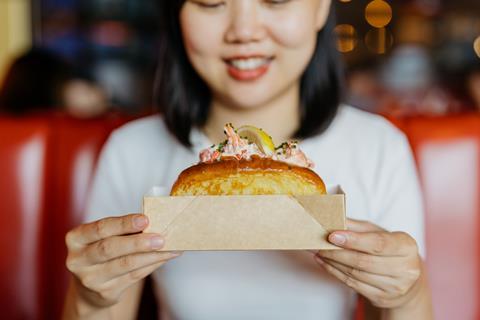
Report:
327,230,417,257
75,253,182,307
65,215,181,309
316,249,404,276
105,260,169,295
96,251,182,283
82,233,165,265
317,257,397,292
67,214,148,249
315,255,422,308
315,221,424,309
315,255,386,303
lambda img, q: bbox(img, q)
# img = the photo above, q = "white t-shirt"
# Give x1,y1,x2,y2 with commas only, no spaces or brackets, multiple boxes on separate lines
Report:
85,105,425,320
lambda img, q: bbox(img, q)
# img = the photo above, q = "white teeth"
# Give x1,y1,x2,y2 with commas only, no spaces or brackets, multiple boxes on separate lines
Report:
229,58,269,70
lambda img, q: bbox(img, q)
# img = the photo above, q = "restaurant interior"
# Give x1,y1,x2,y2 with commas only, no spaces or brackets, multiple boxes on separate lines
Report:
0,0,479,319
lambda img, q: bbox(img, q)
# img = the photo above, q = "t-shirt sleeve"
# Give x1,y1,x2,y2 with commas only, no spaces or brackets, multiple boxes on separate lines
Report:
84,131,137,223
371,127,426,258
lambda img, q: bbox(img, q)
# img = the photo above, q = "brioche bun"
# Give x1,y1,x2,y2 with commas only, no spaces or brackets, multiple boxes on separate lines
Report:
170,156,326,196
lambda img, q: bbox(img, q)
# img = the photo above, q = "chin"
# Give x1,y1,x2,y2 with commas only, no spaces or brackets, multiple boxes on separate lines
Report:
230,96,273,110
219,84,286,110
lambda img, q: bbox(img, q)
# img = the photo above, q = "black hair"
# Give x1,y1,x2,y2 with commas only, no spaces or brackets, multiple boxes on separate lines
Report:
0,47,73,115
155,1,344,147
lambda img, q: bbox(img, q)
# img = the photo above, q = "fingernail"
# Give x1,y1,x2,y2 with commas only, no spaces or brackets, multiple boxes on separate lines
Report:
134,216,148,229
150,236,165,249
330,233,347,245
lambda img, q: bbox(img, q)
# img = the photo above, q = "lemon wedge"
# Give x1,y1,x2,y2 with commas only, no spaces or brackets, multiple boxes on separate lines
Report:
237,125,276,156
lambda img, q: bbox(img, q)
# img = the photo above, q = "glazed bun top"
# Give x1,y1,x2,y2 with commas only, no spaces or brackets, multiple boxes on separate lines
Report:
170,156,326,196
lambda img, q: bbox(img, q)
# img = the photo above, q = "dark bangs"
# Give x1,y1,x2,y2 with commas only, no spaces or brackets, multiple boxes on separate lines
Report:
155,1,344,147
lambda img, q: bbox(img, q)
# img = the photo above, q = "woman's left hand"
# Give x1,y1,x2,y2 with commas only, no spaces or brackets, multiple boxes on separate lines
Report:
314,218,423,310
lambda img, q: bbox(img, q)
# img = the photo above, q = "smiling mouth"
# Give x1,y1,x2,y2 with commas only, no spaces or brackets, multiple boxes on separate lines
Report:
224,56,274,81
225,56,274,70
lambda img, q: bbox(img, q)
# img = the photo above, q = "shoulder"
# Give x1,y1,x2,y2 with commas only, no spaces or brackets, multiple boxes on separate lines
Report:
97,114,181,168
320,105,409,151
304,105,412,174
109,114,171,145
105,114,178,154
335,105,405,141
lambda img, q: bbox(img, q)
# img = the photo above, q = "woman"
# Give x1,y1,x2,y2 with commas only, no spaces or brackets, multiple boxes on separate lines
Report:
0,48,71,114
63,1,433,319
0,47,108,118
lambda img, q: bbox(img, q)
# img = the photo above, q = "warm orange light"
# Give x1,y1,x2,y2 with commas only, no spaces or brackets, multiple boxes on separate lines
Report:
338,0,352,2
365,0,393,28
474,36,480,58
365,28,393,54
334,24,358,53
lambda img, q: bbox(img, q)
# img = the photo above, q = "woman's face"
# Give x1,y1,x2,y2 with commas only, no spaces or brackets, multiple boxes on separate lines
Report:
180,0,331,109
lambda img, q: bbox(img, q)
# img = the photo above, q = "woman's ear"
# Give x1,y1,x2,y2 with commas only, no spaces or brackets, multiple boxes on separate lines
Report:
315,0,332,31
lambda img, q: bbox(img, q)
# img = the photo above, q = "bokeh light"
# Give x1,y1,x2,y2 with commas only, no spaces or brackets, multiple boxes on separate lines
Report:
474,36,480,58
365,0,393,28
365,28,394,54
334,24,358,53
396,15,434,45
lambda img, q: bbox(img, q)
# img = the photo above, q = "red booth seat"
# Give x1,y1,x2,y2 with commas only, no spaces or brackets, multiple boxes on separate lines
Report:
47,115,132,319
0,118,51,320
0,113,131,320
400,115,480,320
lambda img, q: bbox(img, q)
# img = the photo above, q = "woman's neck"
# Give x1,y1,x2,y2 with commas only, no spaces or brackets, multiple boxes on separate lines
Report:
203,85,301,144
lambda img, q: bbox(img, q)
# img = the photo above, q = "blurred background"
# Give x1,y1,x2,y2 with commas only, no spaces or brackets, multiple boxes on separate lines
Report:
0,0,479,116
0,1,479,320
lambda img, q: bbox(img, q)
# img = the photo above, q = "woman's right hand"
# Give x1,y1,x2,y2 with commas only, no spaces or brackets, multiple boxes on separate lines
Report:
65,214,181,310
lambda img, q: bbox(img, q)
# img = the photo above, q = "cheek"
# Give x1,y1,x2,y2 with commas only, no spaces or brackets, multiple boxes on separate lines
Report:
268,13,318,82
268,12,317,49
179,9,223,60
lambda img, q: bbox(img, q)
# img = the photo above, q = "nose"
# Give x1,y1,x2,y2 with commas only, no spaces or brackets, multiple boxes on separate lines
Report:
225,1,266,44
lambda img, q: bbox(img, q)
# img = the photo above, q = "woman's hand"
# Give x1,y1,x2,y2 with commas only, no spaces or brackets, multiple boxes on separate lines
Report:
65,214,181,310
314,219,430,313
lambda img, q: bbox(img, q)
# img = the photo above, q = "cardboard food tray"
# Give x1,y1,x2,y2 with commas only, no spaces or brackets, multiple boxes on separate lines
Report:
143,186,346,251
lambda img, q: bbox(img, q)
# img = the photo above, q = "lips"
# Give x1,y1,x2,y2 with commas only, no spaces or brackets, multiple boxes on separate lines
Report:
224,55,273,82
